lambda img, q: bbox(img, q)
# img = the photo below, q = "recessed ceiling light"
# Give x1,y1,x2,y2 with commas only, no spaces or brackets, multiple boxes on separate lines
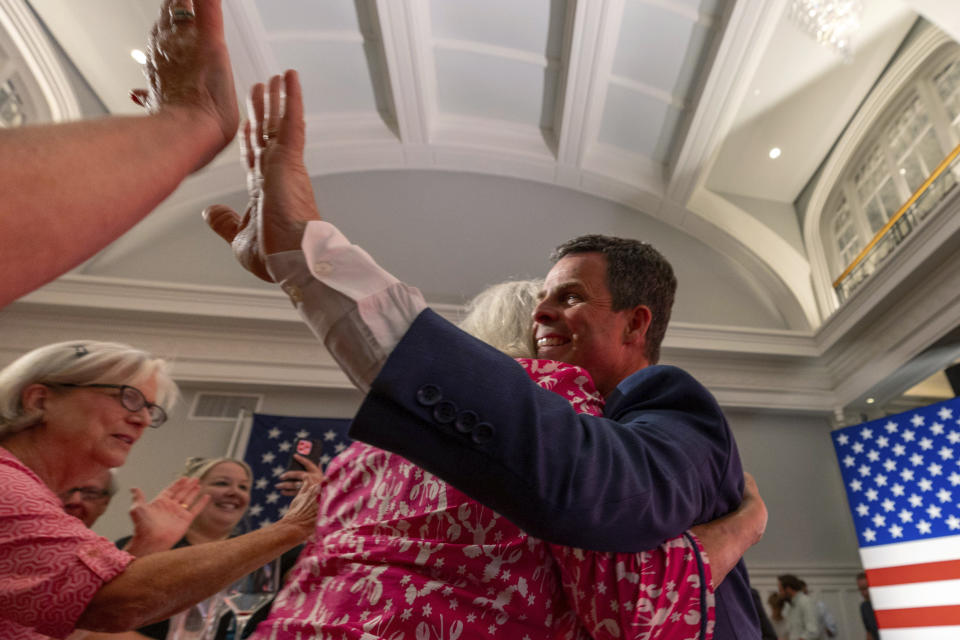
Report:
131,49,147,65
866,397,875,404
899,168,906,175
768,147,782,159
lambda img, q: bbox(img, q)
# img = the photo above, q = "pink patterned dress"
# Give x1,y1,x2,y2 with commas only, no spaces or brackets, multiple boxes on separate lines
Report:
0,447,134,639
257,359,714,640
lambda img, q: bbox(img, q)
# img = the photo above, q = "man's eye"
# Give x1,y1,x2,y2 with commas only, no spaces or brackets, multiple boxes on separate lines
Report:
565,294,581,304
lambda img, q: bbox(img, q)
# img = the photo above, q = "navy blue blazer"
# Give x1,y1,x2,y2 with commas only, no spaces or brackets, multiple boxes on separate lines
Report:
351,309,760,639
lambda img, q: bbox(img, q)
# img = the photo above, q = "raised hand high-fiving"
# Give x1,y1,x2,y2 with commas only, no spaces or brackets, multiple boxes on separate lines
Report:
204,70,323,281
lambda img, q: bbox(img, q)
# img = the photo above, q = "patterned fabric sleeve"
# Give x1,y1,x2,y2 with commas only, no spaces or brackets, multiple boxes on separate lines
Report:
0,448,134,639
517,359,716,640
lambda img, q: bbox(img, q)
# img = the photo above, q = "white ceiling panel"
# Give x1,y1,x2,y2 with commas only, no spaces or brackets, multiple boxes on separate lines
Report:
430,0,566,58
271,39,383,113
253,0,360,33
614,0,713,96
435,49,558,127
598,83,680,161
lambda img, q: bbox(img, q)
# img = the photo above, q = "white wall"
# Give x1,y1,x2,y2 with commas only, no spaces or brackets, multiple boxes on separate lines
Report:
730,408,867,639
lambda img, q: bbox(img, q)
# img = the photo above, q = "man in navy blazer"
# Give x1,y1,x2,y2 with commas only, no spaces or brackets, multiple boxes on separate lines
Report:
207,70,761,639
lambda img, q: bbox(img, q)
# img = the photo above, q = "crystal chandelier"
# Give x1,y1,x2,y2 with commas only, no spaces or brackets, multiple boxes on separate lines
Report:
788,0,863,58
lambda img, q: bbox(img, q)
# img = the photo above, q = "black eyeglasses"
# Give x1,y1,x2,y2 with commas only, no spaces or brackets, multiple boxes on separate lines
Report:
54,383,167,427
59,486,111,502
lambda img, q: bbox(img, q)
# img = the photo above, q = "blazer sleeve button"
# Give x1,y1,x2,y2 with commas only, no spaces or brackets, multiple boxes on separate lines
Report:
416,384,442,406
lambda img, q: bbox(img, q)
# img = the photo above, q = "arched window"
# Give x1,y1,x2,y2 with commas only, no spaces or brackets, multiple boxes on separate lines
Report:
825,47,960,279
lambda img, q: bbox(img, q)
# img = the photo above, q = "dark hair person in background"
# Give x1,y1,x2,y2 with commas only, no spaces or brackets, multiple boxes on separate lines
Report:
60,468,116,528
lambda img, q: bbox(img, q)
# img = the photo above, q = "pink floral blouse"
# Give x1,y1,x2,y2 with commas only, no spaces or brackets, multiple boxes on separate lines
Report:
257,359,714,639
0,447,134,639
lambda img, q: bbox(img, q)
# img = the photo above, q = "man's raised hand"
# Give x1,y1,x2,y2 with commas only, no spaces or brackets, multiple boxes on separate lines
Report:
204,70,322,281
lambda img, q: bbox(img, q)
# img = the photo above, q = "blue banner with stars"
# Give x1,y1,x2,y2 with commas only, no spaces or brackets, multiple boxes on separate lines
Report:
832,399,960,547
240,412,351,529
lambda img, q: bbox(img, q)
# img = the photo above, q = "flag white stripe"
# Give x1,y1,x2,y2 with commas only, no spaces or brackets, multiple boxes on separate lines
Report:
860,534,960,569
880,627,960,640
871,579,960,610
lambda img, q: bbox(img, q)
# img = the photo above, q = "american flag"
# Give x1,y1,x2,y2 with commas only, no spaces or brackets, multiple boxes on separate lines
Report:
238,413,351,530
833,398,960,639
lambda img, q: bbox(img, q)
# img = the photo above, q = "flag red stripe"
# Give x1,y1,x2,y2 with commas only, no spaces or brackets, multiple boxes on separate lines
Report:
876,605,960,628
866,559,960,586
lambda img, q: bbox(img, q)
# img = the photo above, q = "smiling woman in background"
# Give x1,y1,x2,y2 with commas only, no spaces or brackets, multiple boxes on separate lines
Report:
0,340,320,639
114,457,252,640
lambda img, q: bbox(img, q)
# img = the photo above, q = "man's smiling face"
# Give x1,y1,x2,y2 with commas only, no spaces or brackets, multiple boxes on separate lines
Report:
533,252,648,397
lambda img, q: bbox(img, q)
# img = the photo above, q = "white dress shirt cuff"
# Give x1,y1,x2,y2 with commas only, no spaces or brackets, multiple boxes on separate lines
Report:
265,220,427,392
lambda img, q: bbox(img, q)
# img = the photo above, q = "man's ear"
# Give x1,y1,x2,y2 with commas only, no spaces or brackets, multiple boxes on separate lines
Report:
20,384,49,412
623,305,652,345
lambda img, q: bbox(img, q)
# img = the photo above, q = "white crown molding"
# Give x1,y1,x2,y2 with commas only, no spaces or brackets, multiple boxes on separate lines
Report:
0,0,80,121
687,188,818,329
552,0,611,170
802,23,954,320
371,0,434,145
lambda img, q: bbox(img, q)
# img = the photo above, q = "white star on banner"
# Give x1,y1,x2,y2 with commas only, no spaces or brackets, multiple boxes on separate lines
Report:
908,494,923,508
837,433,850,445
296,429,310,439
278,440,292,452
911,414,925,427
877,436,889,448
857,503,870,516
929,463,943,477
868,450,880,462
261,451,275,464
936,488,952,503
920,438,934,451
949,472,960,487
861,428,873,440
272,465,284,477
859,464,871,477
893,444,906,456
898,509,912,523
903,430,916,442
265,492,280,504
948,515,960,530
889,524,903,538
324,430,337,441
844,455,856,467
248,504,263,516
926,504,942,519
255,478,268,489
268,427,281,439
931,423,945,436
883,459,897,472
939,446,954,460
918,478,933,491
917,520,932,534
881,499,895,512
864,528,876,542
891,483,905,496
866,488,879,501
853,442,865,453
885,421,899,433
938,407,953,420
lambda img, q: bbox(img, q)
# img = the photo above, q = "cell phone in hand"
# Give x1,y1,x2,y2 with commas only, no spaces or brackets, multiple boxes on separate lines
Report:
287,438,323,471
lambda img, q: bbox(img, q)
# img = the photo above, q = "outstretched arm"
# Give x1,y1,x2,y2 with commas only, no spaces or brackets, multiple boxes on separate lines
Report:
0,0,238,308
691,471,767,588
